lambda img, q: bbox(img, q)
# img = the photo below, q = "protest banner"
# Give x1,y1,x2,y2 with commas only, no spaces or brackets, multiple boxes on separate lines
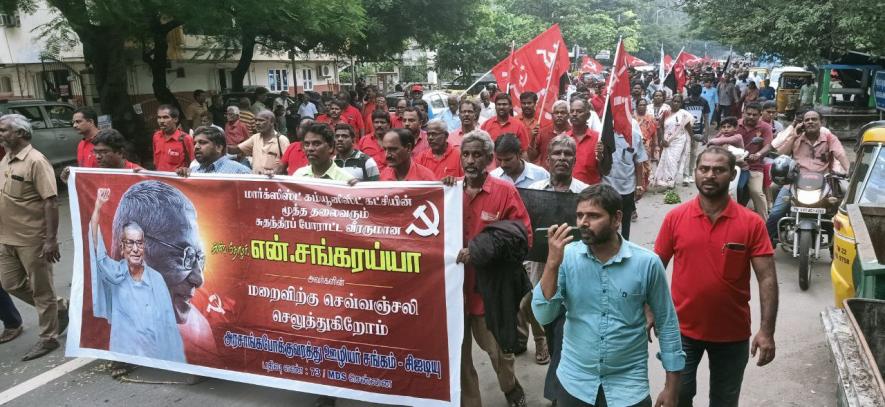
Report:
64,168,464,407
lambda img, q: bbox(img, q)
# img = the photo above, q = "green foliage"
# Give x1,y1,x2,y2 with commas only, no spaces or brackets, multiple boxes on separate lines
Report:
435,3,543,75
664,189,681,204
684,0,885,63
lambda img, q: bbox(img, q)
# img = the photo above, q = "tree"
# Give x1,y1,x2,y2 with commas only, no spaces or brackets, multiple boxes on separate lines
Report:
684,0,885,63
436,3,543,75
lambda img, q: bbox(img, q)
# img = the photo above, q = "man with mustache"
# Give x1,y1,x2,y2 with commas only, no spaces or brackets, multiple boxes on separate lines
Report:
529,100,571,168
333,123,379,181
293,123,355,183
379,128,435,181
533,184,684,407
526,134,589,403
175,126,250,176
443,129,533,407
654,146,778,407
567,99,605,185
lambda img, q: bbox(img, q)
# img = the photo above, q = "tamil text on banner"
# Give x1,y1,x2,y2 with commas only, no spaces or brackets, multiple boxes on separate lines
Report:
491,24,570,121
64,169,464,407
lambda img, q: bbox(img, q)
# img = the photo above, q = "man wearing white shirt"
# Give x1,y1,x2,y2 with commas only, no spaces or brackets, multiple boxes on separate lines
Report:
525,134,589,404
491,134,550,188
478,90,495,125
297,94,318,119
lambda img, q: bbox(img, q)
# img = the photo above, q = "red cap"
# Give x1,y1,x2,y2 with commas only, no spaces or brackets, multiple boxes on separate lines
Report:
410,84,423,92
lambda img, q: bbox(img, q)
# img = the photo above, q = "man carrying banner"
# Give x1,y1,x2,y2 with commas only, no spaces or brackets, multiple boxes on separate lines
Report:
177,126,251,176
443,129,532,407
293,123,355,183
533,184,684,407
89,188,186,362
526,134,589,403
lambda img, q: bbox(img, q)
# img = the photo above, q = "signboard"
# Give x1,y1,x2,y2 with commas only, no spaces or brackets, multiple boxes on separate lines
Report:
875,70,885,112
65,169,464,406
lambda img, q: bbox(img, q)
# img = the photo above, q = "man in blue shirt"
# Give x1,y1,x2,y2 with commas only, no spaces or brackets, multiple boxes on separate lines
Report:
438,94,461,132
90,188,186,362
700,79,718,126
176,126,251,177
533,184,684,406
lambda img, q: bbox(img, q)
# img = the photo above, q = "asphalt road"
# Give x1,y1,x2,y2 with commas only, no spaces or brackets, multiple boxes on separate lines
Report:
0,183,838,407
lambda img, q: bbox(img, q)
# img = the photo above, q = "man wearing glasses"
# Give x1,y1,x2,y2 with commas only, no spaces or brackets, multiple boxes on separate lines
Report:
110,180,215,365
89,188,185,362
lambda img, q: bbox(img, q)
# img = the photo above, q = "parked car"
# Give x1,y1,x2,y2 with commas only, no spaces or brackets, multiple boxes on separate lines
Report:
384,90,450,118
445,72,496,96
0,99,80,168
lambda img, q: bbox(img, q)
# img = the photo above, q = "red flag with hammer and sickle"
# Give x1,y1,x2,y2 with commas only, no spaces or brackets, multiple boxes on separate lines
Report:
581,55,603,74
491,24,570,121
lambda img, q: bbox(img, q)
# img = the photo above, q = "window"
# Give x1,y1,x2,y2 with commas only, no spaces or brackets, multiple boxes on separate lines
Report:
47,104,74,128
844,145,878,208
8,106,47,129
301,68,313,91
859,149,885,205
0,76,11,93
430,94,446,109
268,69,288,92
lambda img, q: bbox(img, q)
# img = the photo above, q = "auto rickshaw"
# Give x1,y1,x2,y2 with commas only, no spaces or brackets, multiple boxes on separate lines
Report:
775,70,814,116
817,64,882,139
831,121,885,306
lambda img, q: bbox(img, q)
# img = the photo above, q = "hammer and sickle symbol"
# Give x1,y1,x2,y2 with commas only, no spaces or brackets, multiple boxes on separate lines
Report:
405,201,440,237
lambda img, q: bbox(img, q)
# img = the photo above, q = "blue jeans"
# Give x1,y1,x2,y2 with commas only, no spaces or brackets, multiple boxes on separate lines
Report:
766,186,791,242
678,336,749,407
0,287,22,329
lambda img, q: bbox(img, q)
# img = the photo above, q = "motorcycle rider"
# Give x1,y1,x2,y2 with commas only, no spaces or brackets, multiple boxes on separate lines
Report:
765,109,850,244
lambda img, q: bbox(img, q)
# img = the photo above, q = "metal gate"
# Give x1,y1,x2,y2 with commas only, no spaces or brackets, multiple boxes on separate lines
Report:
39,55,85,106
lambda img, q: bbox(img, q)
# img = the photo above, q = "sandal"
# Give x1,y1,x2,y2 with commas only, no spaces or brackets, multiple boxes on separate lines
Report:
535,342,550,365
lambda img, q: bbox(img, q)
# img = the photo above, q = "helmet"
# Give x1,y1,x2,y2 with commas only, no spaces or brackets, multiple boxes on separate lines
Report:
771,155,798,185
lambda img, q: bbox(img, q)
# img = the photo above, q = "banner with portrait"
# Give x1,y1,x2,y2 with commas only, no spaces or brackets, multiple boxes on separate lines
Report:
64,168,464,407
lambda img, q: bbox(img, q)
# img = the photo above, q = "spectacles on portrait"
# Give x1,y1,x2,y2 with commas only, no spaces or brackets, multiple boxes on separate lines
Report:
120,239,145,249
144,233,206,272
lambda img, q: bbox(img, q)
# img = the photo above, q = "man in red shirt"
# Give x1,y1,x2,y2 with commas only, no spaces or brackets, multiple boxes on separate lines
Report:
518,91,552,156
401,107,429,158
152,104,195,171
336,91,365,139
529,100,570,167
73,106,99,167
390,98,407,129
416,119,463,178
357,110,390,170
481,93,530,152
654,146,778,407
378,128,435,181
316,100,346,127
443,129,531,407
567,99,604,185
449,99,481,147
361,85,378,133
92,128,142,170
60,106,101,181
735,102,773,219
224,106,251,153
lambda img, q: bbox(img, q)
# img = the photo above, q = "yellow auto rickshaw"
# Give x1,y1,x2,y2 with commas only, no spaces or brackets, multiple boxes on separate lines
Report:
831,121,885,306
776,70,814,116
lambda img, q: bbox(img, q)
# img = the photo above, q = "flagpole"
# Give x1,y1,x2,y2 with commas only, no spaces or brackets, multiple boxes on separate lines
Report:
537,40,561,129
601,37,623,143
506,40,516,94
457,67,494,99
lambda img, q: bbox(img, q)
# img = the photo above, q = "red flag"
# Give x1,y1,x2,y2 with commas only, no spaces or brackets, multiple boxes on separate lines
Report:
683,51,703,66
602,40,634,147
624,54,647,67
665,51,694,94
581,55,603,74
491,24,570,122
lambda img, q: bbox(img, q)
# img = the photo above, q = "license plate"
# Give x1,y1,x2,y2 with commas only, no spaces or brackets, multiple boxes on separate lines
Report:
791,206,826,214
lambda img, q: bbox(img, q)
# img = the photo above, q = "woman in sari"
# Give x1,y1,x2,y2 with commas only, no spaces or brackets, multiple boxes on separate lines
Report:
651,94,694,190
634,98,657,188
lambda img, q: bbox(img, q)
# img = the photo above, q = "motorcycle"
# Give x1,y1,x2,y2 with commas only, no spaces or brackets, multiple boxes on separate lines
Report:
776,169,845,290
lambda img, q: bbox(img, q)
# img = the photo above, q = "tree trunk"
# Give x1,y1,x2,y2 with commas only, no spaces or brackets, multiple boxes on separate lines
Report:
144,18,183,112
81,30,149,164
231,29,256,91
